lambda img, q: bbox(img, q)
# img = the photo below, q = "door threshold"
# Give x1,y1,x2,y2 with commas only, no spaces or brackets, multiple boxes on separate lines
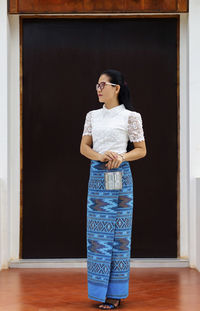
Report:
8,258,189,268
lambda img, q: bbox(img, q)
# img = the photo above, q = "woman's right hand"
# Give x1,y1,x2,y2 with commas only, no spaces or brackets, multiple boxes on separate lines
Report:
98,150,118,163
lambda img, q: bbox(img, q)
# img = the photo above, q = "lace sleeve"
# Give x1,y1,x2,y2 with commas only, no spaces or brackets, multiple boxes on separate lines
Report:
128,112,145,142
82,111,92,136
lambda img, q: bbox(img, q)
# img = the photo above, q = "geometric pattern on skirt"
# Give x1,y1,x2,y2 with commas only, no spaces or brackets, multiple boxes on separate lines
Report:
87,160,134,302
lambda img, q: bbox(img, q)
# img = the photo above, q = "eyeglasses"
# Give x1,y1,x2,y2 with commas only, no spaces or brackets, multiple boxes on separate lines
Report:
96,81,117,91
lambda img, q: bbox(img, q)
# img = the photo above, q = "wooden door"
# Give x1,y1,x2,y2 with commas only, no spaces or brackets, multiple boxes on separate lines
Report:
21,17,179,258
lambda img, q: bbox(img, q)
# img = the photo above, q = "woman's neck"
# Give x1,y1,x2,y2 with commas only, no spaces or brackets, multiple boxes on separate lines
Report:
104,99,120,109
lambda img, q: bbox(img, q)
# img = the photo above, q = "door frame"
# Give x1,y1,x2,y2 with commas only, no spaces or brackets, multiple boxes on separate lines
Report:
4,13,190,268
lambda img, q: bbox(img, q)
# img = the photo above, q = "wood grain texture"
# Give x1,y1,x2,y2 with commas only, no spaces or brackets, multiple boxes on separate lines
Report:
1,268,200,310
8,0,189,14
8,0,19,13
177,0,188,12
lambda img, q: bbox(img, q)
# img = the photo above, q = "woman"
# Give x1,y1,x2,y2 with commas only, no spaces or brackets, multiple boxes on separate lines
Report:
80,69,146,309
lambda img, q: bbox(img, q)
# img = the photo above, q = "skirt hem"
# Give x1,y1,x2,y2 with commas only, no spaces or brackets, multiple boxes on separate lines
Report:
88,295,106,302
88,294,129,302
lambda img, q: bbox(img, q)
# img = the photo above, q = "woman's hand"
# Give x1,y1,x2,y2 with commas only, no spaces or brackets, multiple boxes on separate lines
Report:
98,150,119,163
105,154,123,169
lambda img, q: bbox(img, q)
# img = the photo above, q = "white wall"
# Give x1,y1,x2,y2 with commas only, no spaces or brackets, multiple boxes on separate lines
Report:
188,0,200,269
180,13,189,260
0,0,9,270
196,179,200,271
8,15,20,265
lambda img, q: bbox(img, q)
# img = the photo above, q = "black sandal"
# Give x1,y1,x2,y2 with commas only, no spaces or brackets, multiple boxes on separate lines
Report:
98,299,121,309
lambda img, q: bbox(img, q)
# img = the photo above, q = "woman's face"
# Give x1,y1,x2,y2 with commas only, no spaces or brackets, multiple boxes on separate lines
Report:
97,74,120,103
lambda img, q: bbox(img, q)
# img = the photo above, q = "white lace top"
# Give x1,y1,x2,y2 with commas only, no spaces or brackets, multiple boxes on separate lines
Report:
82,103,145,154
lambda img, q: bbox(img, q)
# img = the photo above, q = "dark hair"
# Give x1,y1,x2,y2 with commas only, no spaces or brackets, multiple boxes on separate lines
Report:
99,69,134,152
99,69,134,111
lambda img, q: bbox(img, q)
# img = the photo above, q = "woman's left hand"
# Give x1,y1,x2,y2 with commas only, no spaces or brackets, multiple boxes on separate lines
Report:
105,154,123,169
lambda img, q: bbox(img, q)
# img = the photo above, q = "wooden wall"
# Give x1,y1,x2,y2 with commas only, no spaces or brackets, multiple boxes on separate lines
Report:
8,0,188,14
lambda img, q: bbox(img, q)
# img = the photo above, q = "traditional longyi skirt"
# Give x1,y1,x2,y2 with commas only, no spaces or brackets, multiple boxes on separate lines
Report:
86,159,134,302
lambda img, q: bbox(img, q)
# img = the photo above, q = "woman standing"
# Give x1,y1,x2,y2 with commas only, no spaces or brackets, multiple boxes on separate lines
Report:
80,69,146,309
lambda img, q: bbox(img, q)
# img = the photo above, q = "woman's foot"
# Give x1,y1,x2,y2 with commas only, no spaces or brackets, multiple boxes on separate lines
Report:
98,298,121,309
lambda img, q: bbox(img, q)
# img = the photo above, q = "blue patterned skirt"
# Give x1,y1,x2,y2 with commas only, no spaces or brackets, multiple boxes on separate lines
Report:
86,160,134,302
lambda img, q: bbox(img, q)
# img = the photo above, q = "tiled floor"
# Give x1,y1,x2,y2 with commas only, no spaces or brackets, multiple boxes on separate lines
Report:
0,267,200,310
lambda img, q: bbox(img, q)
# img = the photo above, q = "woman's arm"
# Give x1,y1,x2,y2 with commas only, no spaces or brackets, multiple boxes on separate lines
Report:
124,111,146,162
80,135,101,161
121,140,147,162
80,136,120,164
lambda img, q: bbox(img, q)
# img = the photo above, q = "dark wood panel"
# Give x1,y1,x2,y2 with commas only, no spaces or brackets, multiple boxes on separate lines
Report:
177,0,188,12
8,0,18,13
126,0,177,11
8,0,188,14
20,17,178,258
